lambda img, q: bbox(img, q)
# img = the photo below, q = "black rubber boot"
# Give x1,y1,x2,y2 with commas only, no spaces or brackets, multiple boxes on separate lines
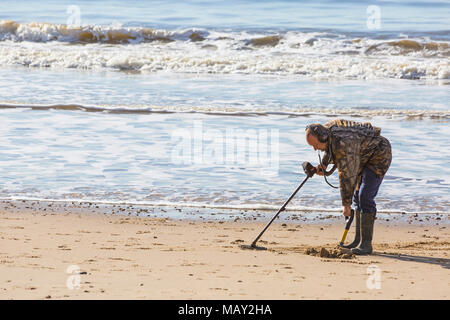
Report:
351,212,375,255
342,209,360,249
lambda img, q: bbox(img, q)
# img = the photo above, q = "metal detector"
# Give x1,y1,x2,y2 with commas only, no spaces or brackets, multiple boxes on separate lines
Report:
240,161,321,250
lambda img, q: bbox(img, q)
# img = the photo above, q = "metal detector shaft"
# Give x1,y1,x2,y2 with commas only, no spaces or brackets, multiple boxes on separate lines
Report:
250,175,310,247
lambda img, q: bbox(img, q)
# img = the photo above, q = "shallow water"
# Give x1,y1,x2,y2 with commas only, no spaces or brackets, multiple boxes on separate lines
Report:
1,99,449,213
0,1,448,215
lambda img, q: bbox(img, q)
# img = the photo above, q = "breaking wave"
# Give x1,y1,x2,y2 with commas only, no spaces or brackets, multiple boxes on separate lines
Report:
0,20,177,43
0,20,449,80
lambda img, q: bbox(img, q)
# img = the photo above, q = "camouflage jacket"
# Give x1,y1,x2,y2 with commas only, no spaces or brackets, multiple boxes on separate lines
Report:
321,119,392,206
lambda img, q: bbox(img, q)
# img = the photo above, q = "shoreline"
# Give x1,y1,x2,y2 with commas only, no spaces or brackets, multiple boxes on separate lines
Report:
1,199,447,225
0,202,448,299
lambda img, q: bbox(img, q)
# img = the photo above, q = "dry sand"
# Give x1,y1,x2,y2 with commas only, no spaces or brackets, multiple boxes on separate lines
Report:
0,202,448,300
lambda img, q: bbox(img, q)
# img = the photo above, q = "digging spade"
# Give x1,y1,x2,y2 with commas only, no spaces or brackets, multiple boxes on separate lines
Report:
339,209,355,247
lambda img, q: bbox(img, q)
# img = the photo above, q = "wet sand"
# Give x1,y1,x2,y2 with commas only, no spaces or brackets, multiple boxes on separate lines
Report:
0,201,448,299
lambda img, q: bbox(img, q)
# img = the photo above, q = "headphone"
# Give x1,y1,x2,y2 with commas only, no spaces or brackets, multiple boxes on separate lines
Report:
306,124,329,143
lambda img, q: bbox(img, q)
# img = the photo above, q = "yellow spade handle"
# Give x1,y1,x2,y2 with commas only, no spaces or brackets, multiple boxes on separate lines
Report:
340,229,349,244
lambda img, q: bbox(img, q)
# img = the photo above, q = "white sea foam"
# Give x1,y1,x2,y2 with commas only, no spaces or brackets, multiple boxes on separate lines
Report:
0,20,449,80
1,102,448,119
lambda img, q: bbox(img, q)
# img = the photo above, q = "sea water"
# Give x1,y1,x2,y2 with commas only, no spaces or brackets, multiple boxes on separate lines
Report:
0,0,449,215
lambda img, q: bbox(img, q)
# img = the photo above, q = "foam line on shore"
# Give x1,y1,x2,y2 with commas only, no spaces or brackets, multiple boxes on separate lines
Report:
1,197,448,215
1,102,448,119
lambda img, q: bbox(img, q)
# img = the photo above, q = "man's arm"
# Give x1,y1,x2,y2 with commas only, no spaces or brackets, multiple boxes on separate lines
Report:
334,139,360,207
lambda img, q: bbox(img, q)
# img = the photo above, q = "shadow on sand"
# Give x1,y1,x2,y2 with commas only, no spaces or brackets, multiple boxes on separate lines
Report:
373,252,450,269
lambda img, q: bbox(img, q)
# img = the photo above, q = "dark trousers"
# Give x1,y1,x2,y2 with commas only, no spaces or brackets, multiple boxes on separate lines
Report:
352,167,384,214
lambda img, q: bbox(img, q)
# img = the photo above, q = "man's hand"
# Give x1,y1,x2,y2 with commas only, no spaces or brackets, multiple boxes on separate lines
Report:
315,164,325,176
343,205,351,217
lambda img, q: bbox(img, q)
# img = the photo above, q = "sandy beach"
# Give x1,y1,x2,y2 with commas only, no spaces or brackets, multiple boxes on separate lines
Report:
0,201,448,300
1,0,449,305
